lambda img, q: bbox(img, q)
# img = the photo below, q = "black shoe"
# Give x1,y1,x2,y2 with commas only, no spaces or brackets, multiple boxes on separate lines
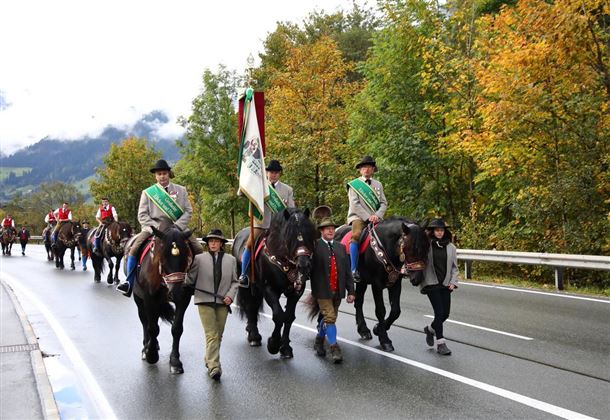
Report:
116,282,132,297
437,343,452,355
424,326,434,347
329,344,343,364
314,336,326,357
352,270,361,283
238,273,249,288
22,252,25,256
209,368,221,381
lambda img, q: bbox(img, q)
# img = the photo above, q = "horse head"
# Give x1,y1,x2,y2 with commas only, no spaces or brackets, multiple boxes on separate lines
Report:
268,208,316,290
398,219,430,285
107,221,133,251
151,225,193,296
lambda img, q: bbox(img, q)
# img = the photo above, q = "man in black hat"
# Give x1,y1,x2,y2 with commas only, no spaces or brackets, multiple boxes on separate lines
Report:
186,229,238,380
238,159,295,287
311,215,355,363
346,155,387,282
116,159,204,297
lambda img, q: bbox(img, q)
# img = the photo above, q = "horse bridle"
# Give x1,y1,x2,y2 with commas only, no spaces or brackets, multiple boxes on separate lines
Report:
105,225,130,255
154,240,193,285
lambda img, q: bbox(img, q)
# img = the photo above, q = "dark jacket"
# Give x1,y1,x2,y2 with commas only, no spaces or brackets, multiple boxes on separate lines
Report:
311,239,354,299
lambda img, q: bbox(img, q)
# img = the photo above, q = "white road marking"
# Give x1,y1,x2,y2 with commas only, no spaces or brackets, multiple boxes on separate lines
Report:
258,311,597,420
423,315,534,340
2,272,117,420
461,282,609,303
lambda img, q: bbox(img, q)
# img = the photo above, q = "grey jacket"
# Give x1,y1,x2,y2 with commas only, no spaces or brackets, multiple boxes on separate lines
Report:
346,177,388,224
138,182,193,232
419,242,459,290
187,252,239,305
255,181,295,229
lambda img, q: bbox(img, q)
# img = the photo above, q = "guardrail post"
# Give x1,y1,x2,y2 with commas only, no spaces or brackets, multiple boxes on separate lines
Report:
464,261,472,280
554,267,565,290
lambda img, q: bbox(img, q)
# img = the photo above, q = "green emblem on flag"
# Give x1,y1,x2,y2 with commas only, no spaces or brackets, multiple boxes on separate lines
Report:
347,178,381,213
144,184,184,222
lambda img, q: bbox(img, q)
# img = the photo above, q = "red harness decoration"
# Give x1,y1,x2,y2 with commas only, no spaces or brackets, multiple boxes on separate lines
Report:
340,230,371,255
254,236,266,260
139,239,155,265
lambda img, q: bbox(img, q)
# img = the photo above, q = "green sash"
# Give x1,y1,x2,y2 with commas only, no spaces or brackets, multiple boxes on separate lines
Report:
347,178,381,212
266,185,287,213
144,184,184,222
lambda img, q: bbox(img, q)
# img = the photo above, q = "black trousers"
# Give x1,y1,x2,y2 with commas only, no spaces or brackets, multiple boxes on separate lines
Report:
427,287,451,339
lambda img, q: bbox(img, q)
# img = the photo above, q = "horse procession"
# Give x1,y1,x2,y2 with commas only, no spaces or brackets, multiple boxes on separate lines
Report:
2,156,458,381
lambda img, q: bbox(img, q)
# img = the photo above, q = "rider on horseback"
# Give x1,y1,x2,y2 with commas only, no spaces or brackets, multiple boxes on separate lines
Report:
346,156,388,283
44,209,57,227
238,159,295,288
116,159,204,297
93,197,118,254
2,214,16,234
51,203,72,243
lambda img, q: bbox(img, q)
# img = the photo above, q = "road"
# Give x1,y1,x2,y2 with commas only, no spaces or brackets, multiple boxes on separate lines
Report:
1,245,609,419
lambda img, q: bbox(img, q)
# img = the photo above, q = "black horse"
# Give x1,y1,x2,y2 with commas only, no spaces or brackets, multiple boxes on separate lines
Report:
53,221,81,270
335,217,429,351
42,226,55,261
130,225,194,374
88,221,133,284
234,208,316,359
1,228,15,256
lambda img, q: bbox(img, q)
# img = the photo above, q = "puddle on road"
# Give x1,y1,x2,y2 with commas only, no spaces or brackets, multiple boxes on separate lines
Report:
43,355,95,419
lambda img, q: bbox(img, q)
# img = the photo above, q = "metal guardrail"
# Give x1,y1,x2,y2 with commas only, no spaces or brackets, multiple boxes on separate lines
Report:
457,249,610,290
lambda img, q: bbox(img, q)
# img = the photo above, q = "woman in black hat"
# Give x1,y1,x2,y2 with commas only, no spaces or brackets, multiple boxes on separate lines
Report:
186,229,238,381
420,218,459,355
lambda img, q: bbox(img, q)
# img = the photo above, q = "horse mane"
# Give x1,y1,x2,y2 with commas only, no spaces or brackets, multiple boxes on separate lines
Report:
267,208,315,257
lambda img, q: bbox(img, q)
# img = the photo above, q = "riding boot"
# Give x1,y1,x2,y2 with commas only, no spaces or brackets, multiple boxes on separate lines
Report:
116,255,137,297
349,242,360,283
239,248,251,288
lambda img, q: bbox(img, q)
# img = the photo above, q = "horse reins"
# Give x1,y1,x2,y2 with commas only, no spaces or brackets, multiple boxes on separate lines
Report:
153,240,193,285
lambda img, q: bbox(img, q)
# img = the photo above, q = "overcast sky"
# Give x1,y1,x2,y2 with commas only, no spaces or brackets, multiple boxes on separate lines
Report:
0,0,355,155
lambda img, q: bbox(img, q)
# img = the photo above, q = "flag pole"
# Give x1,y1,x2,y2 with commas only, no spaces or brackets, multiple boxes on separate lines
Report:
249,204,255,285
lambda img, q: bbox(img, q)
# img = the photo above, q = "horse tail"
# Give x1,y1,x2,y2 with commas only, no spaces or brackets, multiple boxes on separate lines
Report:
159,300,175,324
303,293,320,321
237,284,263,321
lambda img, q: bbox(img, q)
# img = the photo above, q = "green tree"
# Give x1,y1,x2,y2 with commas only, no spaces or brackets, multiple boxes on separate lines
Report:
90,137,161,229
177,67,245,237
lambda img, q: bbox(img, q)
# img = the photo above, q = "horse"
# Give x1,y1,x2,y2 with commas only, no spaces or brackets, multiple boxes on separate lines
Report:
1,227,16,256
53,221,82,270
130,225,194,374
233,208,316,359
88,221,133,284
335,217,430,351
42,226,55,261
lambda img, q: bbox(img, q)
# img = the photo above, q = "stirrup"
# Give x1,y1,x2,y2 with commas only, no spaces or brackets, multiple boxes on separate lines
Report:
238,274,249,288
116,282,131,297
352,270,361,283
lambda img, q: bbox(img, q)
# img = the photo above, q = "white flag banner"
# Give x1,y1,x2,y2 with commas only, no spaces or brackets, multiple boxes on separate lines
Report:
238,90,268,221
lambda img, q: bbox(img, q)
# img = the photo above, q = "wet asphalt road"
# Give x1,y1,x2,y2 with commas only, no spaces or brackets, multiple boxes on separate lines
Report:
1,245,609,419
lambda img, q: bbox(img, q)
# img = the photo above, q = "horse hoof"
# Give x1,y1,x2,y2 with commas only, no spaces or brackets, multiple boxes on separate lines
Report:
71,267,75,271
280,347,294,359
249,340,262,347
146,352,159,364
107,278,114,285
267,337,280,355
170,365,184,374
141,351,147,360
373,324,379,336
359,331,373,340
380,342,394,352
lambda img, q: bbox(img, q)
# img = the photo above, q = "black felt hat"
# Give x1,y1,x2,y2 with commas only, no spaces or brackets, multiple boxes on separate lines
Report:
266,160,283,172
427,218,451,229
202,229,228,243
355,155,377,171
150,159,172,173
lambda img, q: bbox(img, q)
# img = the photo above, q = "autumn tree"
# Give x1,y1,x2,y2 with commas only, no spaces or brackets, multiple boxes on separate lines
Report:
266,36,360,214
89,137,161,229
177,67,245,237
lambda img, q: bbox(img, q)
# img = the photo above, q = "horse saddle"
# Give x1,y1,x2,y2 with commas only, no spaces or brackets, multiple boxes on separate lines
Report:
339,225,372,255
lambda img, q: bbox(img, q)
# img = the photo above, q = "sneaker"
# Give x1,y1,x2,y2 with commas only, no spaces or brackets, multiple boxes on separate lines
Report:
329,344,343,364
314,336,326,357
424,326,434,347
352,270,361,284
116,282,132,297
238,273,249,288
437,343,452,356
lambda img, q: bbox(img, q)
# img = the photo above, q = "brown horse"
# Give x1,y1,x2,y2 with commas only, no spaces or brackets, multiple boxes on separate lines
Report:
130,225,194,374
88,221,133,284
1,228,16,256
53,221,81,270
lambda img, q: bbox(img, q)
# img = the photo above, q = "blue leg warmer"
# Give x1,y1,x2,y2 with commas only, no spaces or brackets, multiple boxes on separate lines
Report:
241,248,251,276
126,255,137,289
326,324,337,346
349,243,359,272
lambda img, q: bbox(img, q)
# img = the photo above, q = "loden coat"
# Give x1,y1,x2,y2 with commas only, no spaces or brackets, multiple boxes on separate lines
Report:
187,252,239,305
346,176,388,225
138,182,193,232
310,239,354,300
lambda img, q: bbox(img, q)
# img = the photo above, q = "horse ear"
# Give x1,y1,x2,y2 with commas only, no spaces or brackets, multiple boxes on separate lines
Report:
402,222,411,235
151,226,165,239
283,209,291,221
303,208,310,218
181,230,192,240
